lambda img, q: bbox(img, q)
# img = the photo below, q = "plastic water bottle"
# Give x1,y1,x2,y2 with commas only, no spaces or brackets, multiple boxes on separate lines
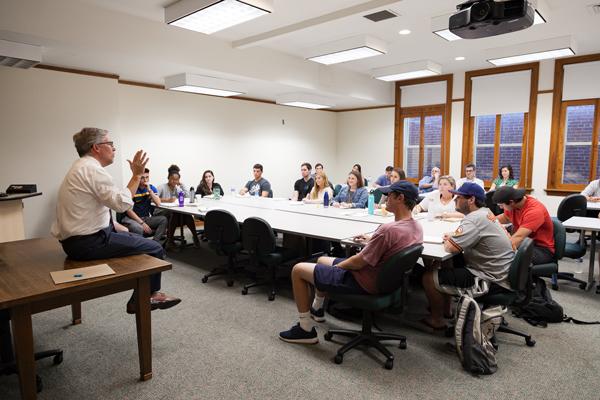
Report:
178,190,184,207
214,186,221,200
368,193,375,215
189,186,195,204
254,190,259,198
323,191,330,208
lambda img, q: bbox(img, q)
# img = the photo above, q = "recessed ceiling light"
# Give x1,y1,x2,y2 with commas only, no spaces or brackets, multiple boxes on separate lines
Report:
306,35,387,65
165,73,247,97
398,29,411,35
485,35,575,66
372,60,442,82
276,93,334,109
455,56,465,61
488,48,574,66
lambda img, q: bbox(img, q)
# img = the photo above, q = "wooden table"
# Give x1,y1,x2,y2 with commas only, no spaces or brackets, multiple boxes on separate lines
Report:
0,238,172,399
562,216,600,293
0,193,41,243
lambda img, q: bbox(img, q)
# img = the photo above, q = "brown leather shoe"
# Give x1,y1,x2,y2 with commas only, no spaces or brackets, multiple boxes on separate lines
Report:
150,292,181,310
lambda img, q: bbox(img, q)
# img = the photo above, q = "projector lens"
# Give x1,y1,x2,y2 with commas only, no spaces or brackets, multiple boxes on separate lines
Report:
471,1,492,22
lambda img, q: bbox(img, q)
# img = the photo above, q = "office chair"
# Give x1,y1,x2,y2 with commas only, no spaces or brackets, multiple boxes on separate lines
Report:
333,184,342,197
485,190,503,216
371,188,383,204
201,209,243,287
0,310,63,393
324,245,423,370
477,238,536,347
240,217,300,301
554,195,588,290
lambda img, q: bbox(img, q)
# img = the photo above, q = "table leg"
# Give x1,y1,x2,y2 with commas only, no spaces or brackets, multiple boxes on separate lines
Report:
135,276,152,381
71,302,82,325
11,304,36,400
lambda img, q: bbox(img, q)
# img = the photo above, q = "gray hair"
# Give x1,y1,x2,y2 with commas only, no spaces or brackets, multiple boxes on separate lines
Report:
73,127,108,157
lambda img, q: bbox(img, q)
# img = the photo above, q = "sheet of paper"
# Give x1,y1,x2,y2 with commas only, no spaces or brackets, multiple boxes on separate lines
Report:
51,263,115,284
423,235,444,244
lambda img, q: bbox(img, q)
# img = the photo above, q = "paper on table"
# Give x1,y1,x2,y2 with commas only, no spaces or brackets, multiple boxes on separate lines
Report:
423,235,444,244
51,264,115,284
288,201,304,205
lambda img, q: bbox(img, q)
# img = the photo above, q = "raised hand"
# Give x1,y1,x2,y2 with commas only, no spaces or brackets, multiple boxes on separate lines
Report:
127,150,149,176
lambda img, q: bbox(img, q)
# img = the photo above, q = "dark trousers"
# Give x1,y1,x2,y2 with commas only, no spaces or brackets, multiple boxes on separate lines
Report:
60,226,164,295
532,245,554,265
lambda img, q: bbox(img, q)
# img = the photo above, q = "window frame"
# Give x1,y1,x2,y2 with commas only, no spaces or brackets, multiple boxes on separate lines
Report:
470,112,529,185
546,53,600,195
394,74,453,185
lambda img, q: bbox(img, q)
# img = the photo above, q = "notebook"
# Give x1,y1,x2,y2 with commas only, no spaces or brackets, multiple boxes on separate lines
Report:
51,264,115,284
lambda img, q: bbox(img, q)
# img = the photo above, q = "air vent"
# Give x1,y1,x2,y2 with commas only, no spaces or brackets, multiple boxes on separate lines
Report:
0,39,42,69
587,3,600,15
363,9,398,22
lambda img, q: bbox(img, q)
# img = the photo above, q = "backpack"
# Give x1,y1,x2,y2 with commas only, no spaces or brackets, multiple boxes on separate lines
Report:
454,295,503,375
512,278,600,327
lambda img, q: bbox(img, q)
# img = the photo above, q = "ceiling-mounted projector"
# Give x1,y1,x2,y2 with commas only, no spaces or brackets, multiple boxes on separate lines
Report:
449,0,535,39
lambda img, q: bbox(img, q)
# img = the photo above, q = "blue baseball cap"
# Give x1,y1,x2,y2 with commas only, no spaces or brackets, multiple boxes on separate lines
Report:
449,182,486,202
379,181,419,201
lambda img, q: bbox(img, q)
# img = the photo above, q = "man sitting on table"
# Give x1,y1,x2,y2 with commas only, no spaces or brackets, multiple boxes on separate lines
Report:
121,168,168,243
292,162,314,201
492,186,555,265
422,183,514,330
279,181,423,344
51,127,180,314
239,163,272,197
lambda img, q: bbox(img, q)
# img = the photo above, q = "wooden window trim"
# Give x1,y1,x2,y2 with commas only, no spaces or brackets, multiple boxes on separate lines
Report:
461,62,539,189
547,53,600,192
394,74,453,178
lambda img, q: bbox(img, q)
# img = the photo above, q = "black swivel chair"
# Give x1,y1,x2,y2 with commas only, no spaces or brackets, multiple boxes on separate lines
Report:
477,237,536,347
201,209,243,287
371,188,383,204
485,190,503,216
333,184,342,197
0,311,63,393
554,194,588,290
240,217,300,301
324,245,423,370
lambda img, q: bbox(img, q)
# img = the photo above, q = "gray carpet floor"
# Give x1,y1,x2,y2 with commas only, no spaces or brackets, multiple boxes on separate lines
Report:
2,238,600,400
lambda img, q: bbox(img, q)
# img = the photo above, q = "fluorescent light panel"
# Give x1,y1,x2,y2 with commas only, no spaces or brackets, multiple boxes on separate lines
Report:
488,47,574,66
166,0,272,34
372,60,442,82
308,46,384,65
433,29,462,42
165,73,247,97
306,35,387,65
280,101,331,110
276,93,334,109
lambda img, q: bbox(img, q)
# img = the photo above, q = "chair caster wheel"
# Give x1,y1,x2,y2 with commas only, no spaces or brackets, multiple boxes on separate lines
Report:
334,354,343,364
579,282,587,290
526,338,536,347
399,340,407,350
268,294,275,301
324,332,333,341
384,359,394,370
201,276,208,283
227,280,234,287
36,375,43,393
241,288,248,295
53,351,63,365
551,283,559,291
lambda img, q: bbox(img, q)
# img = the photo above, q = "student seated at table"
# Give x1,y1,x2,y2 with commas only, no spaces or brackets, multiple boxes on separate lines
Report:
492,186,555,265
314,162,334,189
456,163,484,189
377,168,406,207
157,170,200,249
352,163,368,186
332,170,368,208
374,166,394,188
196,169,224,197
489,164,519,191
303,171,333,204
422,182,514,330
121,168,168,243
292,162,314,201
581,178,600,202
419,167,440,194
239,163,272,197
413,175,463,219
279,181,423,343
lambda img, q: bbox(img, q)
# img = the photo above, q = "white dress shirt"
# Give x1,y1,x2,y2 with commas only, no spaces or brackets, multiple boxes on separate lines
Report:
51,156,133,240
456,177,484,189
581,179,600,198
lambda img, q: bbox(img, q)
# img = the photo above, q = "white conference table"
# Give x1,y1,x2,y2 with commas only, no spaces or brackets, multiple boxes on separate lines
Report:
158,196,459,260
562,216,600,293
587,201,600,211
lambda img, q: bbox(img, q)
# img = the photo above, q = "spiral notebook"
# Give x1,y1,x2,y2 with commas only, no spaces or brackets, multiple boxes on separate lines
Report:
51,264,115,284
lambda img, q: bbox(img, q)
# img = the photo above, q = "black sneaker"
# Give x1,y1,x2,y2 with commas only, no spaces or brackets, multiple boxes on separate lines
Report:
310,306,325,322
279,323,319,344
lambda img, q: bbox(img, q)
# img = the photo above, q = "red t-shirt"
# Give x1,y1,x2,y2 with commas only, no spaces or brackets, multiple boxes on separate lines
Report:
353,218,423,294
503,196,555,253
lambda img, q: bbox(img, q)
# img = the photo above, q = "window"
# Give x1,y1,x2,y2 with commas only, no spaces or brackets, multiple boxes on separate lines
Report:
400,106,445,181
473,113,526,183
558,100,600,186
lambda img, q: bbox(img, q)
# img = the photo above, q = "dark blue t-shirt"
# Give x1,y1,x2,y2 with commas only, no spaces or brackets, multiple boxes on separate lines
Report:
133,184,158,217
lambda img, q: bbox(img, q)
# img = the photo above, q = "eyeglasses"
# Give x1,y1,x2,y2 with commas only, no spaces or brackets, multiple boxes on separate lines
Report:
96,141,115,148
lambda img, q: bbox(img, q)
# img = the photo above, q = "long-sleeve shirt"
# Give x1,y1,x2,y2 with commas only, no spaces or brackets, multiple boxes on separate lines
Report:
581,180,600,198
51,156,133,240
333,186,368,208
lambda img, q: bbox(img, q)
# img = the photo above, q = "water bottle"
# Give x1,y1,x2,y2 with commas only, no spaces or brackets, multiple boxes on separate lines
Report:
189,186,195,204
368,193,375,215
323,191,330,208
178,190,184,207
214,186,221,200
254,189,259,198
